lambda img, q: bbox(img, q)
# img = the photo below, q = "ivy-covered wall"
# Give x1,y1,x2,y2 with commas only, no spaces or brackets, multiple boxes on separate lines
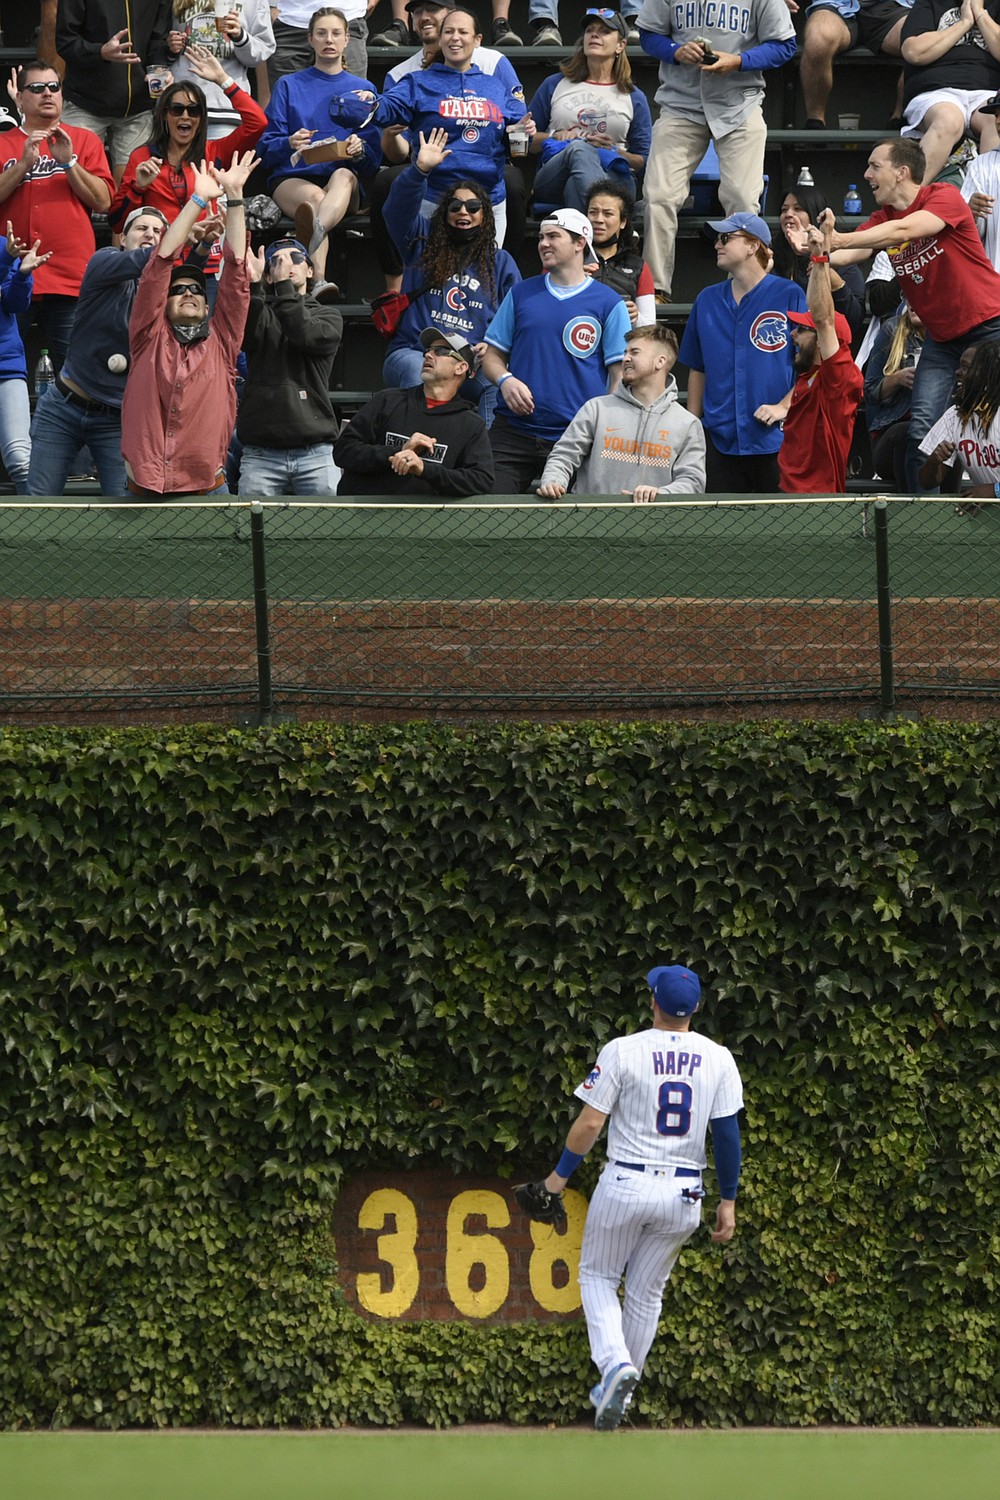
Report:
1,723,997,1429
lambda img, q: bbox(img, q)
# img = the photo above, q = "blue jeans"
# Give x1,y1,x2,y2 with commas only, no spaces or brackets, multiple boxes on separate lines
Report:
907,315,1000,493
26,382,126,496
0,377,31,493
238,442,340,496
383,345,499,427
533,139,612,214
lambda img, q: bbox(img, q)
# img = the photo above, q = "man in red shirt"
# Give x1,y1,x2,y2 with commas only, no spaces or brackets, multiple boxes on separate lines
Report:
122,150,255,496
0,59,114,372
779,220,864,495
824,135,1000,492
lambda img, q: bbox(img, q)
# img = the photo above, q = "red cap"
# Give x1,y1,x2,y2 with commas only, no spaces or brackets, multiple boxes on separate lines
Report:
788,309,853,347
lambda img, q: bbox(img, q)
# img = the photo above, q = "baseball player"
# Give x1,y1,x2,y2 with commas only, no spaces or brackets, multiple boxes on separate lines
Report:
515,964,743,1431
636,0,796,299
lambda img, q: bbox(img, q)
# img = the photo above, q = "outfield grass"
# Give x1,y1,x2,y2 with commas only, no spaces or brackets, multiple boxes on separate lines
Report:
4,1429,999,1500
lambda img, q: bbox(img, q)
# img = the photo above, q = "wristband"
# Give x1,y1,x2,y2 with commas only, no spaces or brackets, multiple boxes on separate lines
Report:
554,1147,585,1180
225,199,244,207
65,154,79,170
191,193,209,210
222,79,237,92
496,371,513,387
810,253,830,264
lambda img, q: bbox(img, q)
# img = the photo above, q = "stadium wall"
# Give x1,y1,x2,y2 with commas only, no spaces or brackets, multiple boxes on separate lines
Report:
1,721,997,1429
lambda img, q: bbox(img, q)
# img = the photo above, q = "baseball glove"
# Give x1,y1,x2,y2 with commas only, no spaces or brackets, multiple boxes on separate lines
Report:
514,1180,567,1229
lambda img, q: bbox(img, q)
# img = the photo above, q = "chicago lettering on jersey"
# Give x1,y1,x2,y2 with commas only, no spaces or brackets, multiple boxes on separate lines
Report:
439,98,505,124
671,2,753,33
651,1049,703,1078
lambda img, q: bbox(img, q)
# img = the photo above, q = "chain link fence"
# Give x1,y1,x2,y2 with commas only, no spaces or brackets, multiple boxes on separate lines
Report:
1,497,998,721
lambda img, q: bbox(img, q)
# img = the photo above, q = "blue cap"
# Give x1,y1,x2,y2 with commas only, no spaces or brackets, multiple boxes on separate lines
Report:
646,965,701,1017
706,211,771,246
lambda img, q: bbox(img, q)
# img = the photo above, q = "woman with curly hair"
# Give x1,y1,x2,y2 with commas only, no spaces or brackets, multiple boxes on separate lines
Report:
527,9,651,214
382,128,521,424
918,340,1000,512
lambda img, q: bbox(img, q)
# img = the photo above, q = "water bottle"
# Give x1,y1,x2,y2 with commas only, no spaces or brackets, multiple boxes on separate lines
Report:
35,348,54,395
843,184,863,215
797,166,814,187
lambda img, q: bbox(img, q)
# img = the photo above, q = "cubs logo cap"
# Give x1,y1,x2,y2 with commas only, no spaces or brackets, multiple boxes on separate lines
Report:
646,964,701,1017
419,325,480,371
788,308,854,347
541,207,595,253
707,211,771,246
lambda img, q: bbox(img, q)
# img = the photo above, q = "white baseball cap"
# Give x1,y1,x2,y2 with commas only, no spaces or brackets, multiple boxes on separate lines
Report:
540,207,595,254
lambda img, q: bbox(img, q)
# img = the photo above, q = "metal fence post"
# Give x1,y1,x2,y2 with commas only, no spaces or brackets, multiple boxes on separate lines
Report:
874,498,895,717
249,501,274,722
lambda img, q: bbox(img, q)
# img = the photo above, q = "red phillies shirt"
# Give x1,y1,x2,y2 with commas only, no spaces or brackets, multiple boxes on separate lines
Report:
1,125,114,297
859,183,1000,341
779,345,865,494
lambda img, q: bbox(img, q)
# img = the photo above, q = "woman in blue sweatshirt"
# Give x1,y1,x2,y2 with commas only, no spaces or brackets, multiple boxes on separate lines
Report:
383,128,521,424
375,5,532,246
258,6,381,298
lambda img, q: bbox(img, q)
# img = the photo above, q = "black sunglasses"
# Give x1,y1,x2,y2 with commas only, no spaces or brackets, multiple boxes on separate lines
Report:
715,231,749,245
268,249,308,265
23,80,62,94
168,281,205,297
447,197,483,214
167,101,204,117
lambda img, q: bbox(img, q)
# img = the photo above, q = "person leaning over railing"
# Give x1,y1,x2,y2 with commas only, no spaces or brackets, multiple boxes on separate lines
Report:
381,127,521,426
121,149,255,497
863,303,925,491
536,323,705,500
527,9,651,215
333,327,495,497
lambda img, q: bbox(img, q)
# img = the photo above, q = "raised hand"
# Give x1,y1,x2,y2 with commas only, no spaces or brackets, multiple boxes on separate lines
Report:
100,28,141,64
211,147,260,197
135,154,163,190
415,127,452,173
19,238,53,274
185,43,230,86
246,244,267,282
46,125,75,165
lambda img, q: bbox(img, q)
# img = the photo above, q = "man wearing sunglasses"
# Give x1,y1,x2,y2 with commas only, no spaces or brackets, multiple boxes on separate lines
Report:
334,326,494,496
0,61,115,373
121,150,255,496
235,237,344,495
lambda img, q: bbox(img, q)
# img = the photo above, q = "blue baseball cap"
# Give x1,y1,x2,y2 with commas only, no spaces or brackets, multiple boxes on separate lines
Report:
707,211,771,246
646,965,701,1017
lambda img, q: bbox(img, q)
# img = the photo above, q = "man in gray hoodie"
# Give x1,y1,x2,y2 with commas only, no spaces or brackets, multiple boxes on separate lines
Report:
536,324,705,500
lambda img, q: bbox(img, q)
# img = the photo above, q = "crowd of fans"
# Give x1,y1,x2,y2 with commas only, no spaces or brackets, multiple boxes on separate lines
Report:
4,0,1000,501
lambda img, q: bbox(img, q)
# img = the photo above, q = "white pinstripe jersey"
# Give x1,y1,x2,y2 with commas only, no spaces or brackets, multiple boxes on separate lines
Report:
574,1025,743,1170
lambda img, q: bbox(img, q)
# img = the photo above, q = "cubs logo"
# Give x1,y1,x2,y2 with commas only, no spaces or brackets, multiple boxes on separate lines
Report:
582,1063,601,1091
445,286,468,312
462,126,480,143
563,316,601,358
750,312,790,352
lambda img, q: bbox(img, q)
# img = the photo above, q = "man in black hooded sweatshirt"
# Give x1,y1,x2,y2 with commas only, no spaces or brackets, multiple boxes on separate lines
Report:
334,326,494,497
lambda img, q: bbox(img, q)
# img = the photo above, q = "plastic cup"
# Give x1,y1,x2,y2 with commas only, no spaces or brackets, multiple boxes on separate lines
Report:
215,0,242,33
839,113,860,131
509,129,529,157
146,66,169,97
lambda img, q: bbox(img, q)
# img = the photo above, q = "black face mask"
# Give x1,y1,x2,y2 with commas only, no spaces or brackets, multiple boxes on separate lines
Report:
448,223,480,245
169,317,210,346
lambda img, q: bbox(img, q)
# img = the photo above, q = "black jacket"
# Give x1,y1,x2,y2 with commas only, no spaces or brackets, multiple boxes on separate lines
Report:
237,281,343,448
334,386,494,498
57,0,172,120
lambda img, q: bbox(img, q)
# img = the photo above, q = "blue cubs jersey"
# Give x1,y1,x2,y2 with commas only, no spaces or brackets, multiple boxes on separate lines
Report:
485,275,632,442
679,273,807,456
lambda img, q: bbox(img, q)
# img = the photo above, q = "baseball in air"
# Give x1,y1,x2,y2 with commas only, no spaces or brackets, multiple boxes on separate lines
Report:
107,353,128,373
